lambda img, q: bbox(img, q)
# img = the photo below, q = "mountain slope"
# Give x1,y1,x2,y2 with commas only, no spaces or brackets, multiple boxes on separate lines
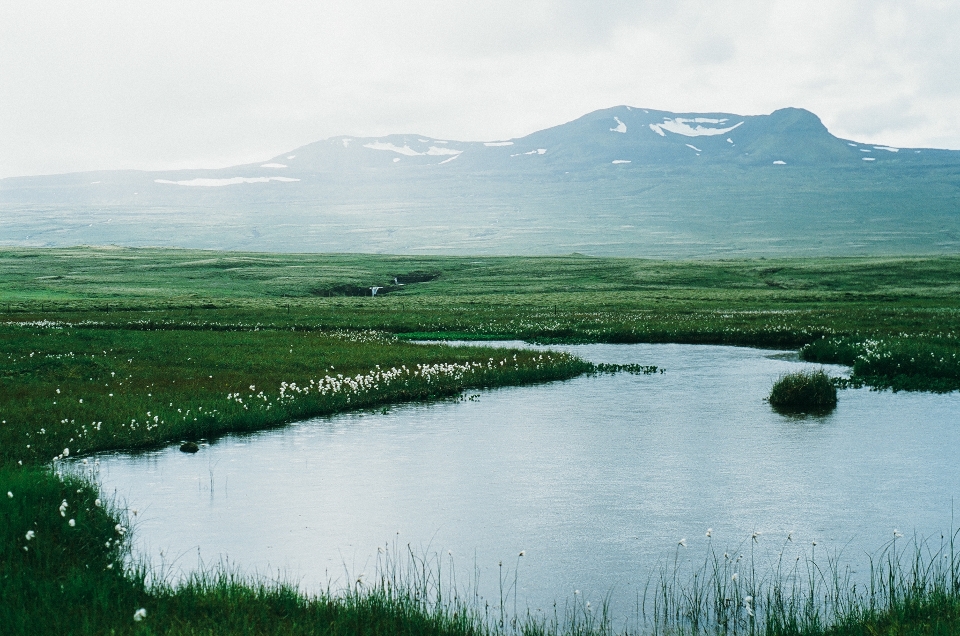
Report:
1,106,959,257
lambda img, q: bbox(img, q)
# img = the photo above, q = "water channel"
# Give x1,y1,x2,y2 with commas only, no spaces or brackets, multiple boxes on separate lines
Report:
82,343,960,620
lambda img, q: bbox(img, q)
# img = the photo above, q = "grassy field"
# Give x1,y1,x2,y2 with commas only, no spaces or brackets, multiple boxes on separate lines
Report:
2,247,959,634
2,247,959,389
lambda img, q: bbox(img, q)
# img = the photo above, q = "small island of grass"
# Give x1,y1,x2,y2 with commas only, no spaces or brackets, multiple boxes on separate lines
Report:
769,369,838,415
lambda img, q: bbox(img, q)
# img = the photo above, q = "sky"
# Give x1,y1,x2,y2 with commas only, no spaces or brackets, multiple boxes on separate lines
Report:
2,0,959,178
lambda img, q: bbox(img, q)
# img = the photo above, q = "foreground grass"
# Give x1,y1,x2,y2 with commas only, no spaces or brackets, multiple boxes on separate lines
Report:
646,530,960,636
5,467,959,635
2,467,493,635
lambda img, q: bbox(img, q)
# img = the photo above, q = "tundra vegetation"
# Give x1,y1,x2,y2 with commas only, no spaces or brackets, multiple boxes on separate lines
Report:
768,370,838,414
2,247,959,634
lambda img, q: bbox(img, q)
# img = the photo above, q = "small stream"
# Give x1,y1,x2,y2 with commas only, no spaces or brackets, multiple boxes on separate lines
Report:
80,343,960,620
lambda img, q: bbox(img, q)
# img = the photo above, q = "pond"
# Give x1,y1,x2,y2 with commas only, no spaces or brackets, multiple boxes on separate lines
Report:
82,343,960,620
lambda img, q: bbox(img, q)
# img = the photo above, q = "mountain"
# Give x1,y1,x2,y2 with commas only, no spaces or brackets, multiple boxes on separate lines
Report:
2,106,959,257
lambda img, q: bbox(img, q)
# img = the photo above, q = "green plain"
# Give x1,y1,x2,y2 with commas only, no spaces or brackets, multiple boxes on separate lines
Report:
2,247,960,635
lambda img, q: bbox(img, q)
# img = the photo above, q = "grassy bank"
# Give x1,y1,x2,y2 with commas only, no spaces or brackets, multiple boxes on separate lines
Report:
0,324,594,465
5,466,959,635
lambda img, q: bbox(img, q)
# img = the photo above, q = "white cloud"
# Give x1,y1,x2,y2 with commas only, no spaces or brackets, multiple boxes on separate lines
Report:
1,0,958,177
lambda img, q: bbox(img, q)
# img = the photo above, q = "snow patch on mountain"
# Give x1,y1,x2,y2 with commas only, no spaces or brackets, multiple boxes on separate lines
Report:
874,146,899,153
439,155,459,164
686,144,703,152
484,141,514,146
155,177,300,187
773,161,786,165
260,163,287,168
612,160,631,164
364,142,422,156
650,118,744,137
362,142,461,157
426,146,462,156
610,117,627,133
862,157,876,161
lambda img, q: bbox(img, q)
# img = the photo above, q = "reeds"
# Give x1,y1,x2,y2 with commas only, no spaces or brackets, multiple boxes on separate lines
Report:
642,529,960,636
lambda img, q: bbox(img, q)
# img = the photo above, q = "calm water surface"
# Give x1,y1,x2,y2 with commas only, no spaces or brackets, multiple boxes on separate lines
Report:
87,344,960,618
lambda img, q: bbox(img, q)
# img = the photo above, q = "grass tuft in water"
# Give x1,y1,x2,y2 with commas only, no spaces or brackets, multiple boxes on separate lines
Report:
768,369,838,415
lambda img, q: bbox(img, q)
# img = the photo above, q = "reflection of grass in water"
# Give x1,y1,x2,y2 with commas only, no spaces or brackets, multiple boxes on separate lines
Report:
768,370,838,415
5,466,960,635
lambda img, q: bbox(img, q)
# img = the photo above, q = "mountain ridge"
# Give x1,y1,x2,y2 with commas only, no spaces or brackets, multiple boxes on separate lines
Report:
1,105,959,258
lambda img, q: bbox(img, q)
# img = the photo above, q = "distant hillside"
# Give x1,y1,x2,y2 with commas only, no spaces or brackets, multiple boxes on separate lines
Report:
2,106,959,257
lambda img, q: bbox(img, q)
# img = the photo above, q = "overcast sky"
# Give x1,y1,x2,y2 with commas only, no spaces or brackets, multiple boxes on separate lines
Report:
2,0,958,178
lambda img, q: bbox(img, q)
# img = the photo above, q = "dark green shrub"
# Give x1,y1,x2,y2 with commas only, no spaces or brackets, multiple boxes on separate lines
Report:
768,369,838,414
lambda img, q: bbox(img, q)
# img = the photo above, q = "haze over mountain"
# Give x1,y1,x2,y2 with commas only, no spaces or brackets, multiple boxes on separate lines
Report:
2,106,959,257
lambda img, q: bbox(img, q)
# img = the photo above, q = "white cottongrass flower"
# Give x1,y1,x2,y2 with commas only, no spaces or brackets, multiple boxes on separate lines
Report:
133,608,147,621
6,491,12,498
25,530,35,541
751,531,761,541
94,499,102,507
62,448,69,457
743,595,754,617
894,529,904,539
731,572,738,582
519,550,525,556
68,519,76,527
115,524,126,535
705,528,712,538
678,538,687,547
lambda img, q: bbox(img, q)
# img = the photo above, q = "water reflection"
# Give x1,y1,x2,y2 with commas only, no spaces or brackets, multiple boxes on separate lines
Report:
85,343,960,619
